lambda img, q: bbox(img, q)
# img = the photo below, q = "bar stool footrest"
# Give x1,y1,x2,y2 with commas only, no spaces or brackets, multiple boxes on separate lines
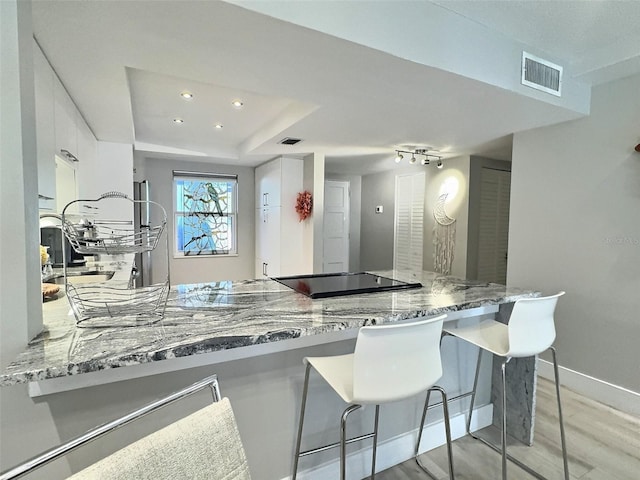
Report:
469,431,548,480
298,431,376,458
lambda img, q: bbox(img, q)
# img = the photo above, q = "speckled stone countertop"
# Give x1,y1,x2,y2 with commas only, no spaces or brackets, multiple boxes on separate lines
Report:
0,269,537,386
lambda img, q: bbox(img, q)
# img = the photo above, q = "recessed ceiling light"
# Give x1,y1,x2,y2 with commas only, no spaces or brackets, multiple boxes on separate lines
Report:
231,99,243,108
180,91,193,99
214,123,223,129
173,118,184,123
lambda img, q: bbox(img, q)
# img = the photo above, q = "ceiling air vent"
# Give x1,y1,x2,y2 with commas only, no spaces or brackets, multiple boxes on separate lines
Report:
279,137,303,145
521,52,562,97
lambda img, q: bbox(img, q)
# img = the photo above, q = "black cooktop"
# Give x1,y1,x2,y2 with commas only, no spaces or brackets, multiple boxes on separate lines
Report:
272,272,422,299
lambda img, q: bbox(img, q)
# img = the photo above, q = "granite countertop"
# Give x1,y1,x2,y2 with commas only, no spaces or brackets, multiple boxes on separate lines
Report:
0,269,537,386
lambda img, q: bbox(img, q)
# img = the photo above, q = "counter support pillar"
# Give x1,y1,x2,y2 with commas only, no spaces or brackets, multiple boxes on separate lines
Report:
491,302,537,445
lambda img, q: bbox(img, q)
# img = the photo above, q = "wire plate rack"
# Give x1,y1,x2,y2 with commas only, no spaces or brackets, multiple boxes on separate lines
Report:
61,192,171,327
63,224,165,255
62,192,166,255
66,282,170,328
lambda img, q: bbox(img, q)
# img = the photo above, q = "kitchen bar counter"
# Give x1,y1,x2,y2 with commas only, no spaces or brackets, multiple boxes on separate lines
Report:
1,270,541,479
1,270,537,388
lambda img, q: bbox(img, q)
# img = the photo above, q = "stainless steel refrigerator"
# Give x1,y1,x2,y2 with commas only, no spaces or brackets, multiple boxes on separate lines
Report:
133,180,151,287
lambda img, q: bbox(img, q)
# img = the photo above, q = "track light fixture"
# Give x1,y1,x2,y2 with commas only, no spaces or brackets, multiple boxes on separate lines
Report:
394,149,443,168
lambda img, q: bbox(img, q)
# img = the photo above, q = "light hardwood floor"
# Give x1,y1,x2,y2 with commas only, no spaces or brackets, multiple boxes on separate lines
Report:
377,378,640,480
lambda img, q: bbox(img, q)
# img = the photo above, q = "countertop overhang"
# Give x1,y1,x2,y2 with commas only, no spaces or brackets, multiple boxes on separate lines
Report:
1,269,538,390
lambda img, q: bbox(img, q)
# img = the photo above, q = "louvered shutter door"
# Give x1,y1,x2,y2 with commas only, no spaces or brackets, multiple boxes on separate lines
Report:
394,173,425,271
477,168,511,284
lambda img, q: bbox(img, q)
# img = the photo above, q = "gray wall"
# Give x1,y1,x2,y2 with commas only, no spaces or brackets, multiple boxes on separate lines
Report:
325,173,362,272
508,73,640,392
360,169,397,270
142,156,255,284
360,160,472,277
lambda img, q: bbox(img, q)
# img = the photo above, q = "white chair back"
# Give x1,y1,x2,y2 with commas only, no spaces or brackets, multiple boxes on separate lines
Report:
507,292,565,357
68,397,251,480
353,314,446,404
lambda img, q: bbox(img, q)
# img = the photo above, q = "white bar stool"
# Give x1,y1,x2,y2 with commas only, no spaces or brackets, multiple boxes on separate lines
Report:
443,292,569,480
292,315,454,480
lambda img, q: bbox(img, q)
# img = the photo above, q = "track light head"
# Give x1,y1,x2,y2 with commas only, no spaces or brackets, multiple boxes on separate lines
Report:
437,159,443,169
421,157,429,165
410,154,417,164
395,152,403,163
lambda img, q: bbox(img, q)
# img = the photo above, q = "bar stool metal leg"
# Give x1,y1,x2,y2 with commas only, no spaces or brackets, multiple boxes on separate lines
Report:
415,387,455,480
415,389,432,459
551,347,570,480
292,363,312,480
371,405,380,479
340,405,362,480
466,348,484,436
500,358,508,480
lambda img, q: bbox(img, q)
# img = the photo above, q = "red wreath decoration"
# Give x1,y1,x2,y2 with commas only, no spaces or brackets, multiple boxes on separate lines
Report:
295,190,313,221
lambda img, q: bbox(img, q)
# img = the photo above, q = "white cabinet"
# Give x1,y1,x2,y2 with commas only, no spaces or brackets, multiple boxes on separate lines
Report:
34,39,98,210
255,157,304,278
33,41,56,209
256,207,282,277
255,158,282,207
75,109,97,200
54,75,78,161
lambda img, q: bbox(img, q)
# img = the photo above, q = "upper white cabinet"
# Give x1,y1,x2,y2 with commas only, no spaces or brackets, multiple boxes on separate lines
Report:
75,109,97,200
255,158,281,207
54,75,78,161
33,41,56,209
34,40,97,210
255,157,303,208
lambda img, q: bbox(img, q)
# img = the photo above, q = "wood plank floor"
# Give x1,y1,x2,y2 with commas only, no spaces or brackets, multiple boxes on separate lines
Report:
376,378,640,480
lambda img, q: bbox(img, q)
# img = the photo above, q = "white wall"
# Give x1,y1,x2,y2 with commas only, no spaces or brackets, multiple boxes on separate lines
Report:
424,156,471,278
142,156,255,284
0,0,42,369
302,153,325,273
508,73,640,393
229,0,590,115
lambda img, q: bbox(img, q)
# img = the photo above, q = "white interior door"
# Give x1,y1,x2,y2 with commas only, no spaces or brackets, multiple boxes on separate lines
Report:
323,180,350,273
477,168,511,284
394,172,425,271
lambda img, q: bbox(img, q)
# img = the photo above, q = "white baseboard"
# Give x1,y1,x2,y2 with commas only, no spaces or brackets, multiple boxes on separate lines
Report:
287,404,493,480
537,359,640,417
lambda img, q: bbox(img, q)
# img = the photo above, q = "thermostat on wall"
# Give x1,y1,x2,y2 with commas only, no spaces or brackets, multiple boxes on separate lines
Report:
375,205,383,213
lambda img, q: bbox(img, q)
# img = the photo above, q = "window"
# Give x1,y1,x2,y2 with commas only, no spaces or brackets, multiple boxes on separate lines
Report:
173,171,238,257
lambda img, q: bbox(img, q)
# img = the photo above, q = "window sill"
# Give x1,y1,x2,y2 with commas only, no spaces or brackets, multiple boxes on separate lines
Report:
173,253,239,259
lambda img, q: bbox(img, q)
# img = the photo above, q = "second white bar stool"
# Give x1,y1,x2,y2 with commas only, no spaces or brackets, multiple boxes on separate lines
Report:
292,314,454,480
443,291,569,480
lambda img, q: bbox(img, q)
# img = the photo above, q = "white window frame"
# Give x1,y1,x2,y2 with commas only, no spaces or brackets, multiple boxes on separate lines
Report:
172,171,238,258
